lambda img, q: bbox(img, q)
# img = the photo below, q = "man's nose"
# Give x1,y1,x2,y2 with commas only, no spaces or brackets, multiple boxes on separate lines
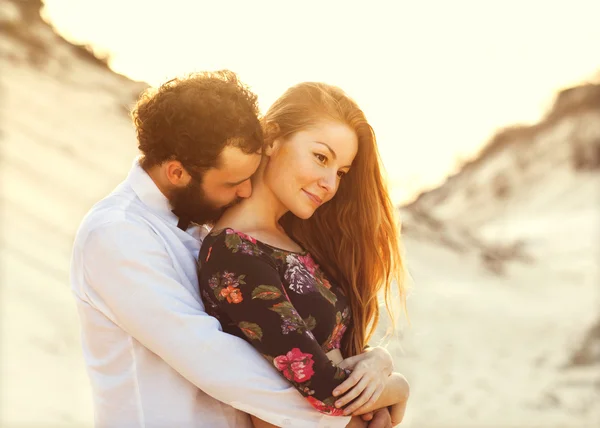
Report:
236,180,252,199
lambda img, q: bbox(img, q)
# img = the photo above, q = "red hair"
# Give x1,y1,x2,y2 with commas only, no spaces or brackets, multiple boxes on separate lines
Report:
266,82,407,356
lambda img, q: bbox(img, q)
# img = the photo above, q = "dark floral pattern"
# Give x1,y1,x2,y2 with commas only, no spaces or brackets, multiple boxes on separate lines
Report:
323,307,351,352
198,228,351,415
208,271,246,304
285,254,317,294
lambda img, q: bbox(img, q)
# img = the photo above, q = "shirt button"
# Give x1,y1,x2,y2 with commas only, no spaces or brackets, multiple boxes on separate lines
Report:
282,418,292,426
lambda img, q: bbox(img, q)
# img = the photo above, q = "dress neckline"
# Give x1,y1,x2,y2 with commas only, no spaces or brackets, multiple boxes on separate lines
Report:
211,227,309,256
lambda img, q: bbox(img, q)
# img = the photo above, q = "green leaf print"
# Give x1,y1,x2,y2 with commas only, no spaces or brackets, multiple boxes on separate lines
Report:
238,321,263,341
322,395,337,406
333,366,348,381
270,301,312,335
315,280,338,305
261,353,274,364
304,315,317,331
268,301,297,318
224,233,243,252
270,249,289,263
252,285,282,300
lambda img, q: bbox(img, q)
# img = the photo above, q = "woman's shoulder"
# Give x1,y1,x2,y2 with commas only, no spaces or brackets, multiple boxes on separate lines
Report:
202,227,266,258
208,227,306,256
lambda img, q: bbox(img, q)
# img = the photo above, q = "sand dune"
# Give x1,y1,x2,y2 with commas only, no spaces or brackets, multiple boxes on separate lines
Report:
1,1,598,426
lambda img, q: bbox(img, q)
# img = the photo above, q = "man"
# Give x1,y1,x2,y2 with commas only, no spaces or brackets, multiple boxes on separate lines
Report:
71,70,394,427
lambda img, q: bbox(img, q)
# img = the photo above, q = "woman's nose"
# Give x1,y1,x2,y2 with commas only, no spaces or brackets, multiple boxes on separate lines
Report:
318,170,337,193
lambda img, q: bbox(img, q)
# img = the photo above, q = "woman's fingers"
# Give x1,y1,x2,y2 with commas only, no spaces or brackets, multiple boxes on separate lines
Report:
343,382,377,415
335,375,368,408
338,354,361,370
333,370,363,397
351,384,383,416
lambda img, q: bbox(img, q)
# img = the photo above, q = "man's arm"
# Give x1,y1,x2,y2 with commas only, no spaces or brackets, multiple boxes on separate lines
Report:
77,220,350,428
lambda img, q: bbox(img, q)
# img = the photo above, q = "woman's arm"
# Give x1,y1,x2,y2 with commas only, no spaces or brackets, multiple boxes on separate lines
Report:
199,234,350,416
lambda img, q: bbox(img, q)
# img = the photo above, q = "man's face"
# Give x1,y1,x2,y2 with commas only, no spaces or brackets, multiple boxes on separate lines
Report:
170,146,261,226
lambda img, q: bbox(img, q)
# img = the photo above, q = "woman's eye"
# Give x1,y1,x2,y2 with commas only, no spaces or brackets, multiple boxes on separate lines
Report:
314,153,327,163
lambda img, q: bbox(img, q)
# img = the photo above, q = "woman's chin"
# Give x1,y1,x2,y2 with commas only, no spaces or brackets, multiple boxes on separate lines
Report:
290,206,317,220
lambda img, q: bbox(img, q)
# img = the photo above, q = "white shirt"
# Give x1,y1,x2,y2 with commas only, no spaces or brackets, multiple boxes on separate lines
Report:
70,159,351,428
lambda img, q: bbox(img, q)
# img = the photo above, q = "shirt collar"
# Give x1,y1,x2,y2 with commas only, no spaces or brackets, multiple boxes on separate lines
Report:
126,157,180,226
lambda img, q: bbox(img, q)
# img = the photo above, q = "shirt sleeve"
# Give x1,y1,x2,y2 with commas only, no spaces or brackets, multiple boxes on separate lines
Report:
77,219,350,427
199,233,349,415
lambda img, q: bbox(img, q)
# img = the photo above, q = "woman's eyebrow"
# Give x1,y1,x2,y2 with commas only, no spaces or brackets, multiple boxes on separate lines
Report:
314,141,336,160
314,141,351,169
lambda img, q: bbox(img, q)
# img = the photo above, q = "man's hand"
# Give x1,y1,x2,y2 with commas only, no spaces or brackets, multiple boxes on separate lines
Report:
366,408,392,428
345,416,369,428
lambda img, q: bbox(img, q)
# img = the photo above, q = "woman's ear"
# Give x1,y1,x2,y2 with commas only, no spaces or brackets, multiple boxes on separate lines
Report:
263,121,281,157
264,138,281,157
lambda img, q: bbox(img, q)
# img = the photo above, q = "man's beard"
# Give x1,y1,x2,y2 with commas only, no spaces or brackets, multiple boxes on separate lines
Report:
170,179,239,227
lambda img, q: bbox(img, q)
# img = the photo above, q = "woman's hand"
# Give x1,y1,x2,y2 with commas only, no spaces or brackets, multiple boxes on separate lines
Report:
332,347,394,414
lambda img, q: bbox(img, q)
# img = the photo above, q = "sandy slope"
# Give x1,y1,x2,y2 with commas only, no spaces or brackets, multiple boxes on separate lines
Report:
1,1,598,426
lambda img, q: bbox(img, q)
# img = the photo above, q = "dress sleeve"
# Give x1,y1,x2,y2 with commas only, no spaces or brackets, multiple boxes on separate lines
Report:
199,233,348,415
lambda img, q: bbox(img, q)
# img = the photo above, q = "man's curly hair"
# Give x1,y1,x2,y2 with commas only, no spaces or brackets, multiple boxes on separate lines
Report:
131,70,263,173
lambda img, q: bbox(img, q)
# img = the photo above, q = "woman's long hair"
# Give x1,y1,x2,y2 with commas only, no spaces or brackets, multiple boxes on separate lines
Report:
264,82,407,357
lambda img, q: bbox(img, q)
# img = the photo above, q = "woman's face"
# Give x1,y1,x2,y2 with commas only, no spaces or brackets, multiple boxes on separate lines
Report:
264,121,358,219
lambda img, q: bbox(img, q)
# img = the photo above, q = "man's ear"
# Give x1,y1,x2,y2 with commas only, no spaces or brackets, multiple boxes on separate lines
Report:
164,160,189,186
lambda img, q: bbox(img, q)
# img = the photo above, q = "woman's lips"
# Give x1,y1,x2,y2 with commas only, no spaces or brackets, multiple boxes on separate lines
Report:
302,189,323,206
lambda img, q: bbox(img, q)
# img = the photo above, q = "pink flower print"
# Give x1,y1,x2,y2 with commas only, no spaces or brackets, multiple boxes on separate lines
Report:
226,228,257,244
236,231,257,244
298,254,317,275
306,396,345,416
273,348,315,383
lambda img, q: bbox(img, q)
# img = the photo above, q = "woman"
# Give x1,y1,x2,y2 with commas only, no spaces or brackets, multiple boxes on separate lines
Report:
198,82,409,426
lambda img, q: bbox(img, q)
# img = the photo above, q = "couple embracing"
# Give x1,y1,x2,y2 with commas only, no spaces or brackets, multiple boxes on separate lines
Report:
71,70,409,428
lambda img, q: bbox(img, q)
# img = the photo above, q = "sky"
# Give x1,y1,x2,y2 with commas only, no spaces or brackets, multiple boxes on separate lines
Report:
42,0,600,203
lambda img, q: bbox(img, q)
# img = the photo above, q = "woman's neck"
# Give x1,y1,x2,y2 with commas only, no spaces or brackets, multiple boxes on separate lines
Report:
216,175,288,235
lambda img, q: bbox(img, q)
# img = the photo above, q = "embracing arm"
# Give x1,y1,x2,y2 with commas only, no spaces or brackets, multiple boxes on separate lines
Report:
77,220,350,428
199,235,352,416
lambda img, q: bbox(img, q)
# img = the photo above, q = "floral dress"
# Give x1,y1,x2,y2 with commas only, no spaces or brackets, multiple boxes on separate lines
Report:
198,228,352,415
